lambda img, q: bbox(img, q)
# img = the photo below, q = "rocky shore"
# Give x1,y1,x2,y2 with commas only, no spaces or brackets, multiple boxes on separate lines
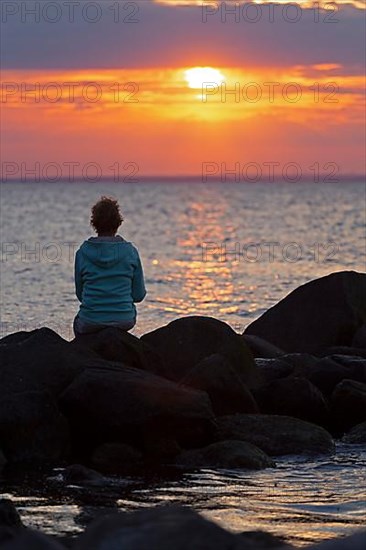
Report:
0,270,365,548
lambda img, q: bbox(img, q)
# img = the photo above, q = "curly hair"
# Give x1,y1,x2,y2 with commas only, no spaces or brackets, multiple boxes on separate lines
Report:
90,196,124,235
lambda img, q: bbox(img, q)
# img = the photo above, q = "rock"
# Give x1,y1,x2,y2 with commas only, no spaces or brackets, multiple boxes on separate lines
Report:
0,499,23,528
60,363,216,458
143,437,182,464
253,377,329,426
238,530,290,548
280,353,320,372
217,414,335,456
75,505,280,550
0,450,6,472
91,443,143,474
72,327,163,375
285,355,351,397
280,353,366,397
245,271,366,354
141,316,258,387
0,391,69,463
0,328,89,398
180,353,258,416
63,464,106,487
255,358,294,383
0,529,66,549
176,440,275,470
327,355,366,383
352,323,366,348
330,379,366,433
316,346,366,359
242,334,284,358
342,421,366,444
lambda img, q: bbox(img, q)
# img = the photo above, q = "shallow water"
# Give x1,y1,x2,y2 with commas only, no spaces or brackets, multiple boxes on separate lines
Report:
1,444,365,546
0,180,365,544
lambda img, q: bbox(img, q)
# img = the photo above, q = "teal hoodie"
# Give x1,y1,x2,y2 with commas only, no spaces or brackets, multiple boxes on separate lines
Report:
74,236,146,324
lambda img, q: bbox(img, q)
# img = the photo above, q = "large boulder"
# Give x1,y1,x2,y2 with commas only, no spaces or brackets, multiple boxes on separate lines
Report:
176,440,275,470
253,376,329,426
0,328,90,398
71,328,163,375
60,363,216,458
330,379,366,433
141,316,258,386
75,505,283,550
217,414,335,456
0,391,69,463
245,271,366,354
180,353,258,416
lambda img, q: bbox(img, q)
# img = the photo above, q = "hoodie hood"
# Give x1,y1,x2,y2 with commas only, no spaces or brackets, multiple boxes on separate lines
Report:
80,236,128,268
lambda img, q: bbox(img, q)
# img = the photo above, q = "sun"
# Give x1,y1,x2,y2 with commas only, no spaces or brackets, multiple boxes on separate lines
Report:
184,67,226,89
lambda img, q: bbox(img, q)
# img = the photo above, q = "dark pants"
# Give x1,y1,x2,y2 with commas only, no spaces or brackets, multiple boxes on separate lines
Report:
73,315,136,337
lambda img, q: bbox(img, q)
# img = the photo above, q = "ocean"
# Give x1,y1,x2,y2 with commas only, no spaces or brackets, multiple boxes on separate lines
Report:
1,180,365,339
0,180,365,545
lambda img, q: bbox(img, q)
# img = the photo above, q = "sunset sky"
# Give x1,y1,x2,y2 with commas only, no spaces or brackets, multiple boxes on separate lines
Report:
1,0,365,179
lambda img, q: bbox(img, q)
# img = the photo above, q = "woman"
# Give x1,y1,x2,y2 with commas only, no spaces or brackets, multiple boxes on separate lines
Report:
73,196,146,336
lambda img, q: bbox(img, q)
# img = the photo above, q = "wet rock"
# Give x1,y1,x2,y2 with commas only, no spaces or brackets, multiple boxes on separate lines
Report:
181,353,258,416
245,271,366,354
63,464,106,487
242,334,284,358
91,443,143,474
176,440,275,470
141,316,258,387
75,505,280,550
330,379,366,433
72,327,163,375
217,414,335,456
253,376,329,426
0,390,69,463
60,363,216,458
342,421,366,444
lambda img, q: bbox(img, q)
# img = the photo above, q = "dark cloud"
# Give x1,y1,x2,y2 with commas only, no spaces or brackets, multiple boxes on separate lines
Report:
0,1,364,70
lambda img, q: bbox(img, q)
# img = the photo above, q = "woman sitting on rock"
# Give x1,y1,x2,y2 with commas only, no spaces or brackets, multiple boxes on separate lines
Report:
73,195,146,337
